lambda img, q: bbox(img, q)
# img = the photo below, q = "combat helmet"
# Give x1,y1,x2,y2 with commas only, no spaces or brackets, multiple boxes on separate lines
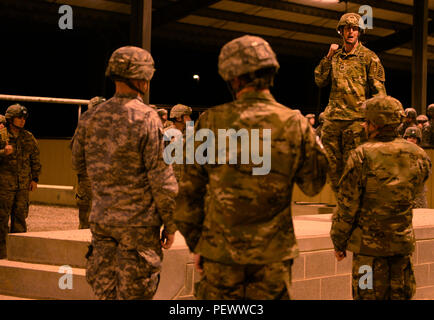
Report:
88,96,106,109
157,109,168,117
105,46,155,81
0,115,6,125
5,104,28,121
362,96,404,127
403,126,422,142
404,108,417,119
427,104,434,119
416,114,428,124
218,35,280,82
336,13,365,34
170,104,192,119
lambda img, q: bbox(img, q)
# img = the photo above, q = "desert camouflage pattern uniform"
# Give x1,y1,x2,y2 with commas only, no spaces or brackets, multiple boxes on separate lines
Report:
70,97,106,229
0,125,41,258
331,96,431,300
72,46,178,300
0,115,7,156
175,93,328,299
315,41,386,193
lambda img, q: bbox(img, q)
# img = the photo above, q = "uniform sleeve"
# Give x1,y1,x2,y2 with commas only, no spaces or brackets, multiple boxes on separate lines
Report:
294,117,329,196
330,149,365,252
71,121,88,177
314,57,332,88
367,54,386,97
174,118,208,252
29,134,41,182
143,115,179,234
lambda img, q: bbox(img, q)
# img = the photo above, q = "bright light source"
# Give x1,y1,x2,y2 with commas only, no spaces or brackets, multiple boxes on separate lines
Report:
193,74,200,81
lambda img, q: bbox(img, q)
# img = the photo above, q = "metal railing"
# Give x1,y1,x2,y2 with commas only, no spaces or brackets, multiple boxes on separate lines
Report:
0,94,90,120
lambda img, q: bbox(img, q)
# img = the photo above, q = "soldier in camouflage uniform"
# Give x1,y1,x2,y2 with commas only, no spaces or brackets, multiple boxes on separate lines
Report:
0,115,8,156
163,104,192,182
72,46,178,299
403,126,428,209
157,109,173,129
422,104,434,146
0,104,41,259
315,13,386,194
71,96,106,229
175,35,328,300
331,96,431,300
416,114,428,130
397,108,418,137
306,114,316,127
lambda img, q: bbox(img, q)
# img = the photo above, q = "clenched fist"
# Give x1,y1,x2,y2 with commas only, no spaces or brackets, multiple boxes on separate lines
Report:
327,44,339,59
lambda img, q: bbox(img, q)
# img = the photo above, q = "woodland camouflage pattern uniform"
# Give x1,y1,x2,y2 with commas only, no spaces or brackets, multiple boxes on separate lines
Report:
331,96,431,300
175,35,328,300
314,13,386,193
403,126,428,208
397,108,417,137
71,96,106,229
72,46,178,299
0,104,41,259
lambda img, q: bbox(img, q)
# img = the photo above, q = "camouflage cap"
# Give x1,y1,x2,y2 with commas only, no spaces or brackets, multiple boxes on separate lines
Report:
416,115,428,123
362,96,404,127
170,104,192,119
218,35,280,82
105,46,155,81
404,108,417,119
157,108,168,116
88,96,106,109
0,115,5,125
5,104,28,121
305,114,315,119
336,13,365,34
403,126,422,142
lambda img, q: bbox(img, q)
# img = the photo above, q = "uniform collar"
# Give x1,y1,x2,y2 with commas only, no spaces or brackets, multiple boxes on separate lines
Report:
114,93,144,102
340,41,363,57
236,90,276,103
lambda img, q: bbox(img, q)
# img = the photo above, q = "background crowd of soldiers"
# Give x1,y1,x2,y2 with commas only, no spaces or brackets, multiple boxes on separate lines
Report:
0,11,432,301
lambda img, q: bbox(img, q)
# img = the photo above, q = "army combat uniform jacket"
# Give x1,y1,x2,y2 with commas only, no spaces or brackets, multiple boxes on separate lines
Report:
314,42,386,121
71,93,178,232
331,136,431,256
0,128,41,190
175,91,328,265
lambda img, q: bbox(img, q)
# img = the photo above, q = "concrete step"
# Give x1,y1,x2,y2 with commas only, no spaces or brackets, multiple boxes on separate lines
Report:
8,230,90,268
0,260,96,300
5,230,193,300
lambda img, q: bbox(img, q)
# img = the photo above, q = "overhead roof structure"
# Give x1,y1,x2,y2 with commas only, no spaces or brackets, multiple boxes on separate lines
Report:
21,0,432,73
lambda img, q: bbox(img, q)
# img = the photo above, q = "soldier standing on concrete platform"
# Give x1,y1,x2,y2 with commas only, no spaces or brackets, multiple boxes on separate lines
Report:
163,104,192,182
175,35,328,300
72,46,178,299
71,96,106,229
330,96,431,300
314,13,386,195
0,104,41,259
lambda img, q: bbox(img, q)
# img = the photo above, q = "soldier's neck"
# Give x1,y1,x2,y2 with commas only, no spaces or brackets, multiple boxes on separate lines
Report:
343,40,358,54
236,87,270,99
9,125,20,136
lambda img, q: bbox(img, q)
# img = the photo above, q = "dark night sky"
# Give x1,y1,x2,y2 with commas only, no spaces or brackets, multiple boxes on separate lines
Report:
0,9,432,139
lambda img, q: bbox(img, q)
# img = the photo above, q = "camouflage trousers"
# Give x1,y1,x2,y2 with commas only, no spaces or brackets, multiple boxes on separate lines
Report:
321,119,366,193
86,223,163,300
75,174,92,229
0,189,29,259
352,253,416,300
195,258,293,300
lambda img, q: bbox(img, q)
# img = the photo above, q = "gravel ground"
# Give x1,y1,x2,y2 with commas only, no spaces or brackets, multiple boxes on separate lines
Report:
26,203,79,232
